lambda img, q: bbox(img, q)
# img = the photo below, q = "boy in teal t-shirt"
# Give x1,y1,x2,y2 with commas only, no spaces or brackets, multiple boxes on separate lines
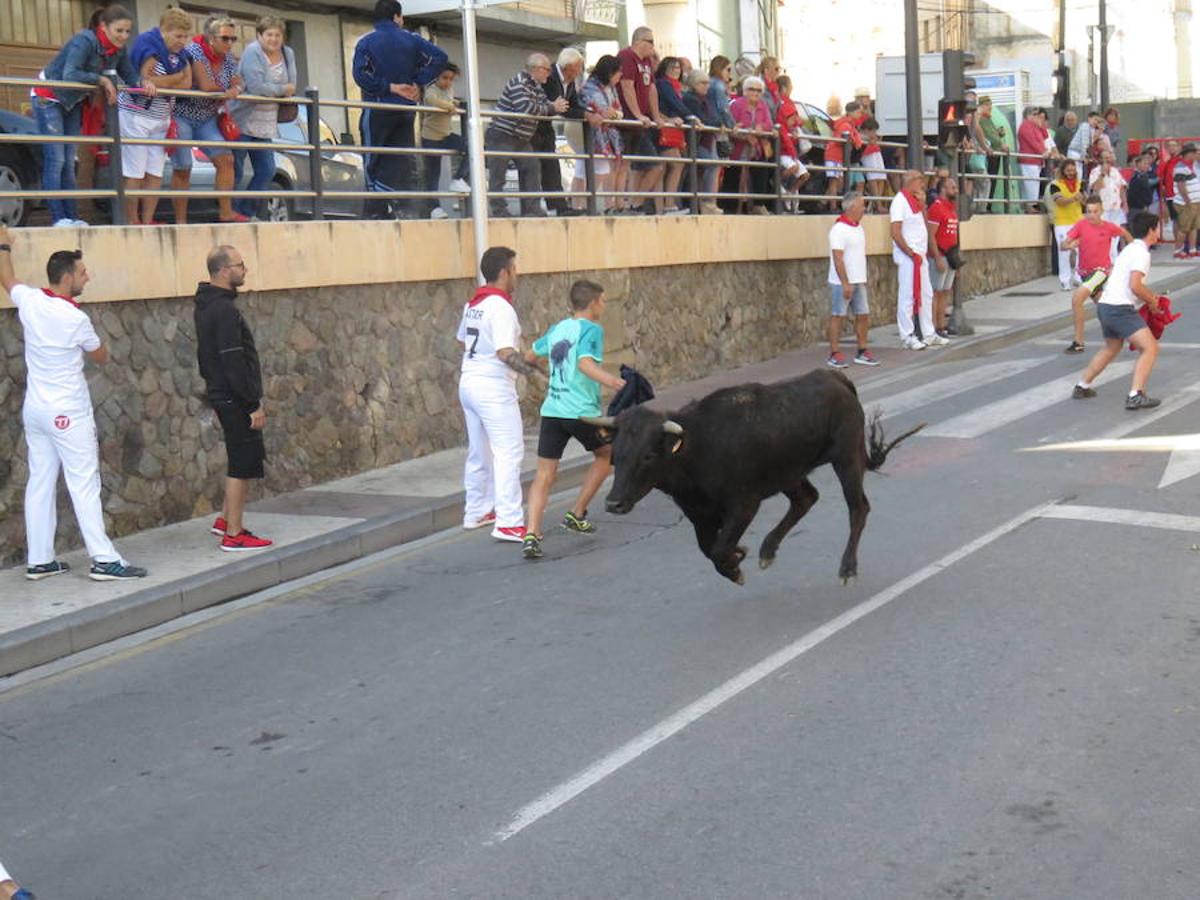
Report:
523,279,626,560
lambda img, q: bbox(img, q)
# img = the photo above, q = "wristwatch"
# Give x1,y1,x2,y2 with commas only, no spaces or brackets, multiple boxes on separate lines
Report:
0,244,11,252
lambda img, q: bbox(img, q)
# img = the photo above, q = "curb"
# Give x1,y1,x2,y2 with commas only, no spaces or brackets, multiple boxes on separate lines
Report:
6,265,1200,678
0,457,594,677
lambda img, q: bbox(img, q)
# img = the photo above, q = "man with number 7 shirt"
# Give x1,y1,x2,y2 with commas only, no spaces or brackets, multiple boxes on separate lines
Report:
457,246,544,543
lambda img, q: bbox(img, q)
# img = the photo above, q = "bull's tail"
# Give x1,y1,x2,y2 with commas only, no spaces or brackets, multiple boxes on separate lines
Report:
866,409,926,471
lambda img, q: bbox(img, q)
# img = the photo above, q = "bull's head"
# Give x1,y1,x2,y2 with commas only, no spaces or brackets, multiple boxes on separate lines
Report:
583,407,684,515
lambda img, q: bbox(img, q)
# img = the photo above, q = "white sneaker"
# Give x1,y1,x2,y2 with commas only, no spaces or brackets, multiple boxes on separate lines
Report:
1060,282,1072,291
52,218,76,228
71,218,90,227
925,333,949,347
430,207,448,220
903,336,927,350
448,178,470,194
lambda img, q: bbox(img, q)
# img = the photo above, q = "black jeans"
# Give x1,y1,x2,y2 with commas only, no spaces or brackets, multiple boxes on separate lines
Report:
533,127,566,213
422,133,468,215
485,127,542,216
361,106,417,218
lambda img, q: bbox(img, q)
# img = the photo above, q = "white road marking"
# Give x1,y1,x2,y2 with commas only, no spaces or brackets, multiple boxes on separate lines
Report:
922,361,1135,439
866,358,1049,421
1160,449,1200,488
492,501,1058,843
1041,503,1200,533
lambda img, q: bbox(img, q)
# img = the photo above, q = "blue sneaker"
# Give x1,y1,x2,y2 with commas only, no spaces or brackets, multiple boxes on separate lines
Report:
89,560,149,582
13,888,37,899
26,560,70,581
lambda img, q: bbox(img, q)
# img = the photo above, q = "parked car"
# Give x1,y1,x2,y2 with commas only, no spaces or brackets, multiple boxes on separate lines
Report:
95,107,366,222
0,109,41,227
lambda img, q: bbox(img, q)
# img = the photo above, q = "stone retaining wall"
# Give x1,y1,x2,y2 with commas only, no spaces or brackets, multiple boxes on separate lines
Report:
0,246,1047,564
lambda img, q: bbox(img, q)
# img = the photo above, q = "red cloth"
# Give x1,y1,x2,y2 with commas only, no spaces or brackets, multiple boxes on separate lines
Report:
95,25,120,57
1130,296,1181,348
926,197,959,252
42,288,81,309
1017,118,1045,166
467,286,512,308
775,99,798,158
900,188,924,212
658,77,685,149
824,115,863,165
1066,219,1122,273
1160,157,1180,199
835,214,860,228
911,254,924,313
192,35,225,66
617,47,652,119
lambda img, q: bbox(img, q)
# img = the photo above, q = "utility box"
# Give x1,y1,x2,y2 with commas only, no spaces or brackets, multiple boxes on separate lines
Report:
874,52,944,138
971,69,1031,133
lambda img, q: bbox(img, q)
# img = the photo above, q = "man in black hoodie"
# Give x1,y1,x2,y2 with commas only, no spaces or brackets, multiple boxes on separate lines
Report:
194,245,272,552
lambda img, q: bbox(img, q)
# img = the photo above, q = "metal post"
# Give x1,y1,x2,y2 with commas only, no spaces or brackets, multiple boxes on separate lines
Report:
460,107,473,218
582,120,598,216
903,0,924,169
1099,0,1109,112
462,0,490,284
305,87,325,221
688,124,700,215
773,131,784,214
108,99,127,226
948,146,973,335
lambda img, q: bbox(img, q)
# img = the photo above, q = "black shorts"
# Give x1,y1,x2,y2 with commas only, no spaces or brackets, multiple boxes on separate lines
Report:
212,399,266,479
537,416,605,460
1168,199,1179,222
630,129,660,171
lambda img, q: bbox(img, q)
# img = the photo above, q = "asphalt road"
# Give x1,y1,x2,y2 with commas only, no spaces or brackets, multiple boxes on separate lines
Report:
4,280,1200,899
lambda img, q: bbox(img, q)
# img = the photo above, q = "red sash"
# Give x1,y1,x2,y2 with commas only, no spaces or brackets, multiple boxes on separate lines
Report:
467,285,513,308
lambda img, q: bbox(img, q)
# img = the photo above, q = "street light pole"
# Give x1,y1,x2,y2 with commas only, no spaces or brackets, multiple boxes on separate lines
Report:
1099,0,1109,111
904,0,924,167
462,0,490,285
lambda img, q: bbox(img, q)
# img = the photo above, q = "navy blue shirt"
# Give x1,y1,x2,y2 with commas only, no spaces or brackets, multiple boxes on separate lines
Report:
352,20,447,105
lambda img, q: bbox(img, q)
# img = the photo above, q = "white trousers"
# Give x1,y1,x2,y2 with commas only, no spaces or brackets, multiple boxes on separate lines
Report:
1020,163,1042,202
895,253,935,341
1053,224,1075,286
459,375,525,528
23,404,121,566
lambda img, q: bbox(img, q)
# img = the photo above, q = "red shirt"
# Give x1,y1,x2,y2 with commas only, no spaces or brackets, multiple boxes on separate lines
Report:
617,47,653,119
1161,156,1181,199
824,115,862,164
926,197,959,252
1066,218,1123,273
1017,118,1046,166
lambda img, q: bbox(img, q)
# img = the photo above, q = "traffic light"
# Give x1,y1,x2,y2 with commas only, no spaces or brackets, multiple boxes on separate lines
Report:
942,49,977,102
1052,51,1070,111
938,99,970,149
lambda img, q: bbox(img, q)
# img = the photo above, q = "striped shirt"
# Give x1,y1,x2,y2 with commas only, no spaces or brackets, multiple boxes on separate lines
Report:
488,71,553,142
118,55,179,120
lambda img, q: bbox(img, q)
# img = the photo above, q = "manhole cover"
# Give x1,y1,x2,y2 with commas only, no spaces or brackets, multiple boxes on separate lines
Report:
1003,291,1052,297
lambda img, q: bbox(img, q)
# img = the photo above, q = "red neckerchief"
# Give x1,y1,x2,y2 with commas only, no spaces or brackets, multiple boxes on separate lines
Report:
835,215,860,227
1062,177,1079,194
43,288,81,309
901,189,924,213
467,285,512,308
666,76,682,93
96,26,120,57
193,34,224,65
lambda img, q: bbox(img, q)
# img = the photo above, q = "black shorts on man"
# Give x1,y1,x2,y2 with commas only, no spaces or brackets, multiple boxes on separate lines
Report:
1097,304,1147,342
213,399,266,479
537,416,605,460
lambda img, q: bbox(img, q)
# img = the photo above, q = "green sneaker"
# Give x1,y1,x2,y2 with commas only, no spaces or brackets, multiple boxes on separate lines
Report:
522,534,543,559
561,510,596,534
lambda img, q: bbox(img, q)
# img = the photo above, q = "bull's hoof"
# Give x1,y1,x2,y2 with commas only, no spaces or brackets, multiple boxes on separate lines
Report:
840,573,858,586
719,566,745,586
759,555,775,570
733,546,747,564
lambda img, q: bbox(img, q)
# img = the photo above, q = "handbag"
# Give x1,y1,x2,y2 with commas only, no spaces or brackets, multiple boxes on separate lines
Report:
217,108,241,141
946,245,965,270
277,100,298,124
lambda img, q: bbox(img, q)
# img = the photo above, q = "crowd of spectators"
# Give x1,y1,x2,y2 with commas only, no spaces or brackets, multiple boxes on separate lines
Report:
17,0,1200,225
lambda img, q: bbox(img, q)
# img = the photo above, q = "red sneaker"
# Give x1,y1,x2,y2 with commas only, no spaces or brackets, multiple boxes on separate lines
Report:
491,525,526,543
210,516,227,536
463,511,497,530
220,530,273,552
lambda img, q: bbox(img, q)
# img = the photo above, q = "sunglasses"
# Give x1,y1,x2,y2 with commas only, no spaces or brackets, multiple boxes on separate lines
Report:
217,35,237,42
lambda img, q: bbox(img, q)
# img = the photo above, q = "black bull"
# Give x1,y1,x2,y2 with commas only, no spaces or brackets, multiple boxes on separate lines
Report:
585,369,925,585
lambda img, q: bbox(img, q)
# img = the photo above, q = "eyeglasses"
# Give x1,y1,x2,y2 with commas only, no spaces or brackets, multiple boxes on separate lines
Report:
224,261,246,269
745,87,763,93
217,35,237,42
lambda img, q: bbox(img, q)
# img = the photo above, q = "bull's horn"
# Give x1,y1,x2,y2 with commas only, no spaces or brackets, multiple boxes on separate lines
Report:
582,416,617,428
662,420,684,435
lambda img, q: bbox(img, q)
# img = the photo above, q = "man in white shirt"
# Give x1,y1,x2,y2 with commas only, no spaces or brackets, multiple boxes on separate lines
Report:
826,191,879,368
456,246,544,542
889,170,948,350
0,226,147,581
1072,211,1164,410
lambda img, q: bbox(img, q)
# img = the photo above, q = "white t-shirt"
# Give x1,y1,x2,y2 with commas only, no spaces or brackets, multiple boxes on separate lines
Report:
1088,165,1127,213
828,220,868,285
889,193,928,261
457,293,521,383
1098,239,1151,307
11,283,101,411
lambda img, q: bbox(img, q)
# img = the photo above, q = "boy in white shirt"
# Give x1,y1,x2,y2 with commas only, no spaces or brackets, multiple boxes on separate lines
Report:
1072,212,1164,410
456,246,544,541
826,190,879,368
0,225,147,581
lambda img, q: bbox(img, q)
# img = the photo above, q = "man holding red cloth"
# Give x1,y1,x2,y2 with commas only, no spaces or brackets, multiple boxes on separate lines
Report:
890,170,947,350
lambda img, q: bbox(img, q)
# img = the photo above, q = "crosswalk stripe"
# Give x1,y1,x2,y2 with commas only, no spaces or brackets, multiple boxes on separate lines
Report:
865,358,1049,421
921,361,1135,439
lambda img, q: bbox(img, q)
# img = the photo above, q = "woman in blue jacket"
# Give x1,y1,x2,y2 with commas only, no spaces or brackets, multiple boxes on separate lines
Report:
35,4,150,226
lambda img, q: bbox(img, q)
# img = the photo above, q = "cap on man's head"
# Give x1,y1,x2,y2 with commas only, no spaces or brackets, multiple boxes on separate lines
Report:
978,95,992,105
853,86,871,97
1183,142,1198,154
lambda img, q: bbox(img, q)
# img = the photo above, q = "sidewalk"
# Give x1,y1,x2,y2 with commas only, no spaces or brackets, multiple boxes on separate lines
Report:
5,257,1200,676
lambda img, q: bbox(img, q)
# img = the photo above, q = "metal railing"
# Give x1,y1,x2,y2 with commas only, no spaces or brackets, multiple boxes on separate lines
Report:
0,74,1087,224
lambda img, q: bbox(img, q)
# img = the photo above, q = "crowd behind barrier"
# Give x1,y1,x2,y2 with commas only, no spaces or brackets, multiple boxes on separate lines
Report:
0,3,1183,229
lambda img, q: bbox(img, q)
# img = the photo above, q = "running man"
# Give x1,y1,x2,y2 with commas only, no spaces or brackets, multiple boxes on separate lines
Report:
0,226,147,582
1072,211,1164,410
1060,195,1133,354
